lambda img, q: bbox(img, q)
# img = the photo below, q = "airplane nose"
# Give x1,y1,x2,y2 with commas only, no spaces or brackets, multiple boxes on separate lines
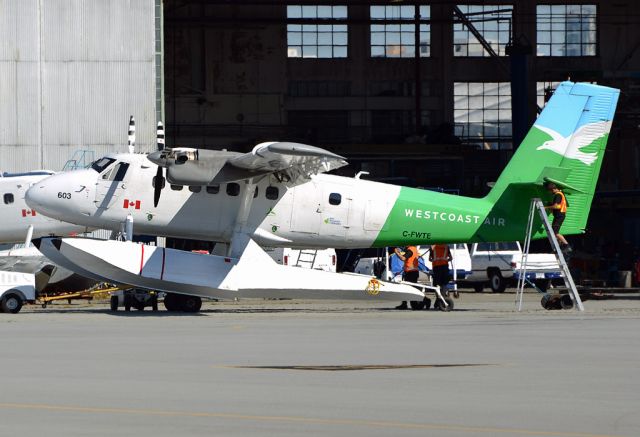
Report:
25,180,52,212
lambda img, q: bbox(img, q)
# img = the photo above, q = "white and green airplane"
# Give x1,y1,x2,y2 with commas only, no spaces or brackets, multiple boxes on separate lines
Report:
26,82,619,310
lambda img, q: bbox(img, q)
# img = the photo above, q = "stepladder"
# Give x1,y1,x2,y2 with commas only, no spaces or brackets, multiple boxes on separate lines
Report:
516,198,585,312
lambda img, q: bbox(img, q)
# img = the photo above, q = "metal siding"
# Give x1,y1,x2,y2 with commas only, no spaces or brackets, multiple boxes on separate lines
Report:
0,0,158,172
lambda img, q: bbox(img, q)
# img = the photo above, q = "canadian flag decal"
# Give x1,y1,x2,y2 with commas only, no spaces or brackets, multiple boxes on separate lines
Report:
123,199,141,209
21,209,36,217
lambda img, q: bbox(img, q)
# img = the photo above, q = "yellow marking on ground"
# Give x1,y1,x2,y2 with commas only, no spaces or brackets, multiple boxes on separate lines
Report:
0,403,627,437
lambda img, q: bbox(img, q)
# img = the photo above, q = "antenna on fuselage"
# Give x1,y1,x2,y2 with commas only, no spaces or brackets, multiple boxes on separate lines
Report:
127,115,136,154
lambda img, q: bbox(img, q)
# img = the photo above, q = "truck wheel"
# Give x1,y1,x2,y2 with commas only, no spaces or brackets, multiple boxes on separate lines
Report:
409,300,425,310
180,295,202,313
109,295,118,312
489,271,506,293
473,284,484,293
534,279,550,293
2,294,23,314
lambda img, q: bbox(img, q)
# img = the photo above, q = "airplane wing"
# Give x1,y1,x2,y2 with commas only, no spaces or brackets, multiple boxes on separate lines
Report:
229,142,347,177
148,142,348,186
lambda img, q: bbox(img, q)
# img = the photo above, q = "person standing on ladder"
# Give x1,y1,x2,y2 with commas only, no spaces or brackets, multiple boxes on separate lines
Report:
429,244,453,295
544,182,572,254
394,245,419,310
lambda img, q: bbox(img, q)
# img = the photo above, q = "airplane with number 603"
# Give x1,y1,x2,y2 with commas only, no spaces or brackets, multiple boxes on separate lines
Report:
26,82,619,310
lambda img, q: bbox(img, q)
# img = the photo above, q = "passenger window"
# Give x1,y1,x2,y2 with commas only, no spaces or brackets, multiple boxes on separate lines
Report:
189,186,202,193
253,187,258,198
3,193,14,204
152,175,165,189
329,193,341,205
170,185,183,191
108,162,130,182
206,185,220,194
226,183,240,196
265,186,279,200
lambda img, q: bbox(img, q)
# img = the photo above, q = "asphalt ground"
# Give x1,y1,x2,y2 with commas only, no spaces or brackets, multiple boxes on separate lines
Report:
1,290,639,437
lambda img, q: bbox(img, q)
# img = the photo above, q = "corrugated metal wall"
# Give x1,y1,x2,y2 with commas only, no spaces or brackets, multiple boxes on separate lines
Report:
0,0,160,172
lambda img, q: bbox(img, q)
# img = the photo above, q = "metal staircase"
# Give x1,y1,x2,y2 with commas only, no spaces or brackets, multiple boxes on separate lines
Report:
516,198,584,312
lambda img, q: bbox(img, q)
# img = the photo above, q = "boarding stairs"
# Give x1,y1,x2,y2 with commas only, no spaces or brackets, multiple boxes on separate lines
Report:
516,198,584,312
295,250,318,269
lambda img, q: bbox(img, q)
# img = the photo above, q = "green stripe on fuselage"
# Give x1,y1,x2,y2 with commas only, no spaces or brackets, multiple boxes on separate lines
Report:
372,187,529,247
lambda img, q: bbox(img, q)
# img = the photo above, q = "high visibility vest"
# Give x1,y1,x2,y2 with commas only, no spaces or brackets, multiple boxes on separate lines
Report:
557,191,568,214
404,246,419,272
432,245,450,267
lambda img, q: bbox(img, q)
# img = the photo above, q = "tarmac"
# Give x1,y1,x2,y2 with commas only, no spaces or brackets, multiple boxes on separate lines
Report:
1,291,639,437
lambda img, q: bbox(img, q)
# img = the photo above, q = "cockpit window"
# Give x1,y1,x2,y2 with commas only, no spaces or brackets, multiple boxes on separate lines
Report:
91,157,116,173
107,163,130,182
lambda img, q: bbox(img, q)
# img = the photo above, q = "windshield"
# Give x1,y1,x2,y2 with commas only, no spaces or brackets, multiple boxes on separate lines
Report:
91,157,116,173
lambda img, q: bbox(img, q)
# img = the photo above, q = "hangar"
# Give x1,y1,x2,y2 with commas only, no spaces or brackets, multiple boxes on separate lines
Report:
1,0,638,263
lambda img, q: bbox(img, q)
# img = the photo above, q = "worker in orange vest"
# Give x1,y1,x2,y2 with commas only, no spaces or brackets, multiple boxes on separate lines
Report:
429,244,452,292
544,182,571,253
394,245,419,310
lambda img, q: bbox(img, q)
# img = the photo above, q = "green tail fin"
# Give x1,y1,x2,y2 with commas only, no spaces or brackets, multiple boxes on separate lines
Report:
486,81,620,236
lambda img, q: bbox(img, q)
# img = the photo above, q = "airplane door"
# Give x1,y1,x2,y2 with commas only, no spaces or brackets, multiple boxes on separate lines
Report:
290,182,321,234
322,186,351,239
94,162,130,209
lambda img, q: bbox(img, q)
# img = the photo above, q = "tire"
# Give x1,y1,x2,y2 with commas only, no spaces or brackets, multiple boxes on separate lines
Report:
124,294,132,312
163,293,179,311
409,300,425,311
473,284,484,293
109,295,118,312
534,279,550,293
489,271,506,293
560,294,574,310
180,295,202,313
2,294,23,314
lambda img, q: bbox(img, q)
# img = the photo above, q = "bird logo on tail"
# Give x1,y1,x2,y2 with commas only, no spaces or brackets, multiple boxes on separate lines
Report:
534,121,612,166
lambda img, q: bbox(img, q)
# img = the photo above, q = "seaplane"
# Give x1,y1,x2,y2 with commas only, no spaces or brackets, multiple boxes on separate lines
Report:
25,82,619,312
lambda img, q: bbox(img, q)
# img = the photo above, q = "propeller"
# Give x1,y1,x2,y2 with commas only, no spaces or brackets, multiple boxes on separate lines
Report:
153,121,166,207
127,116,135,154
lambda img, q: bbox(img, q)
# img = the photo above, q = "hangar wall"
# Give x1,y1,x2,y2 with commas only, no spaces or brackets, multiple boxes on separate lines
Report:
0,0,162,173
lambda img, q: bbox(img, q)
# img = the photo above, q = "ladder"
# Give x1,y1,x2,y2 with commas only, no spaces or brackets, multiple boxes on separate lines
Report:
516,198,584,312
296,250,318,269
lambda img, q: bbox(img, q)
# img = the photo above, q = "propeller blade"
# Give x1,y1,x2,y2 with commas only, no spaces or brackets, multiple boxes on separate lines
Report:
154,166,164,207
157,121,165,151
127,115,136,154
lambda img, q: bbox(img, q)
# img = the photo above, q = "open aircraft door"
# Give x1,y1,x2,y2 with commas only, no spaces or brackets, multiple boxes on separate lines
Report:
94,162,130,210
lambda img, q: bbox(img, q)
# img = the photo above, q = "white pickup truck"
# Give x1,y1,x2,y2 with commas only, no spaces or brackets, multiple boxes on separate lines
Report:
464,242,561,293
0,270,36,313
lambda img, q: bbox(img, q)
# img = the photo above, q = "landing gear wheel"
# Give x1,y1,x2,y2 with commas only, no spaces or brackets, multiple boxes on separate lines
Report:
434,297,454,312
423,297,431,310
1,294,23,313
110,295,118,312
163,293,179,312
489,272,506,293
473,284,484,293
124,294,132,312
180,295,202,313
410,300,425,311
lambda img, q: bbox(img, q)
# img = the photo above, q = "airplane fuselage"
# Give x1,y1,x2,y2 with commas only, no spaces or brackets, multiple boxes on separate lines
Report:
26,154,524,248
0,172,90,244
